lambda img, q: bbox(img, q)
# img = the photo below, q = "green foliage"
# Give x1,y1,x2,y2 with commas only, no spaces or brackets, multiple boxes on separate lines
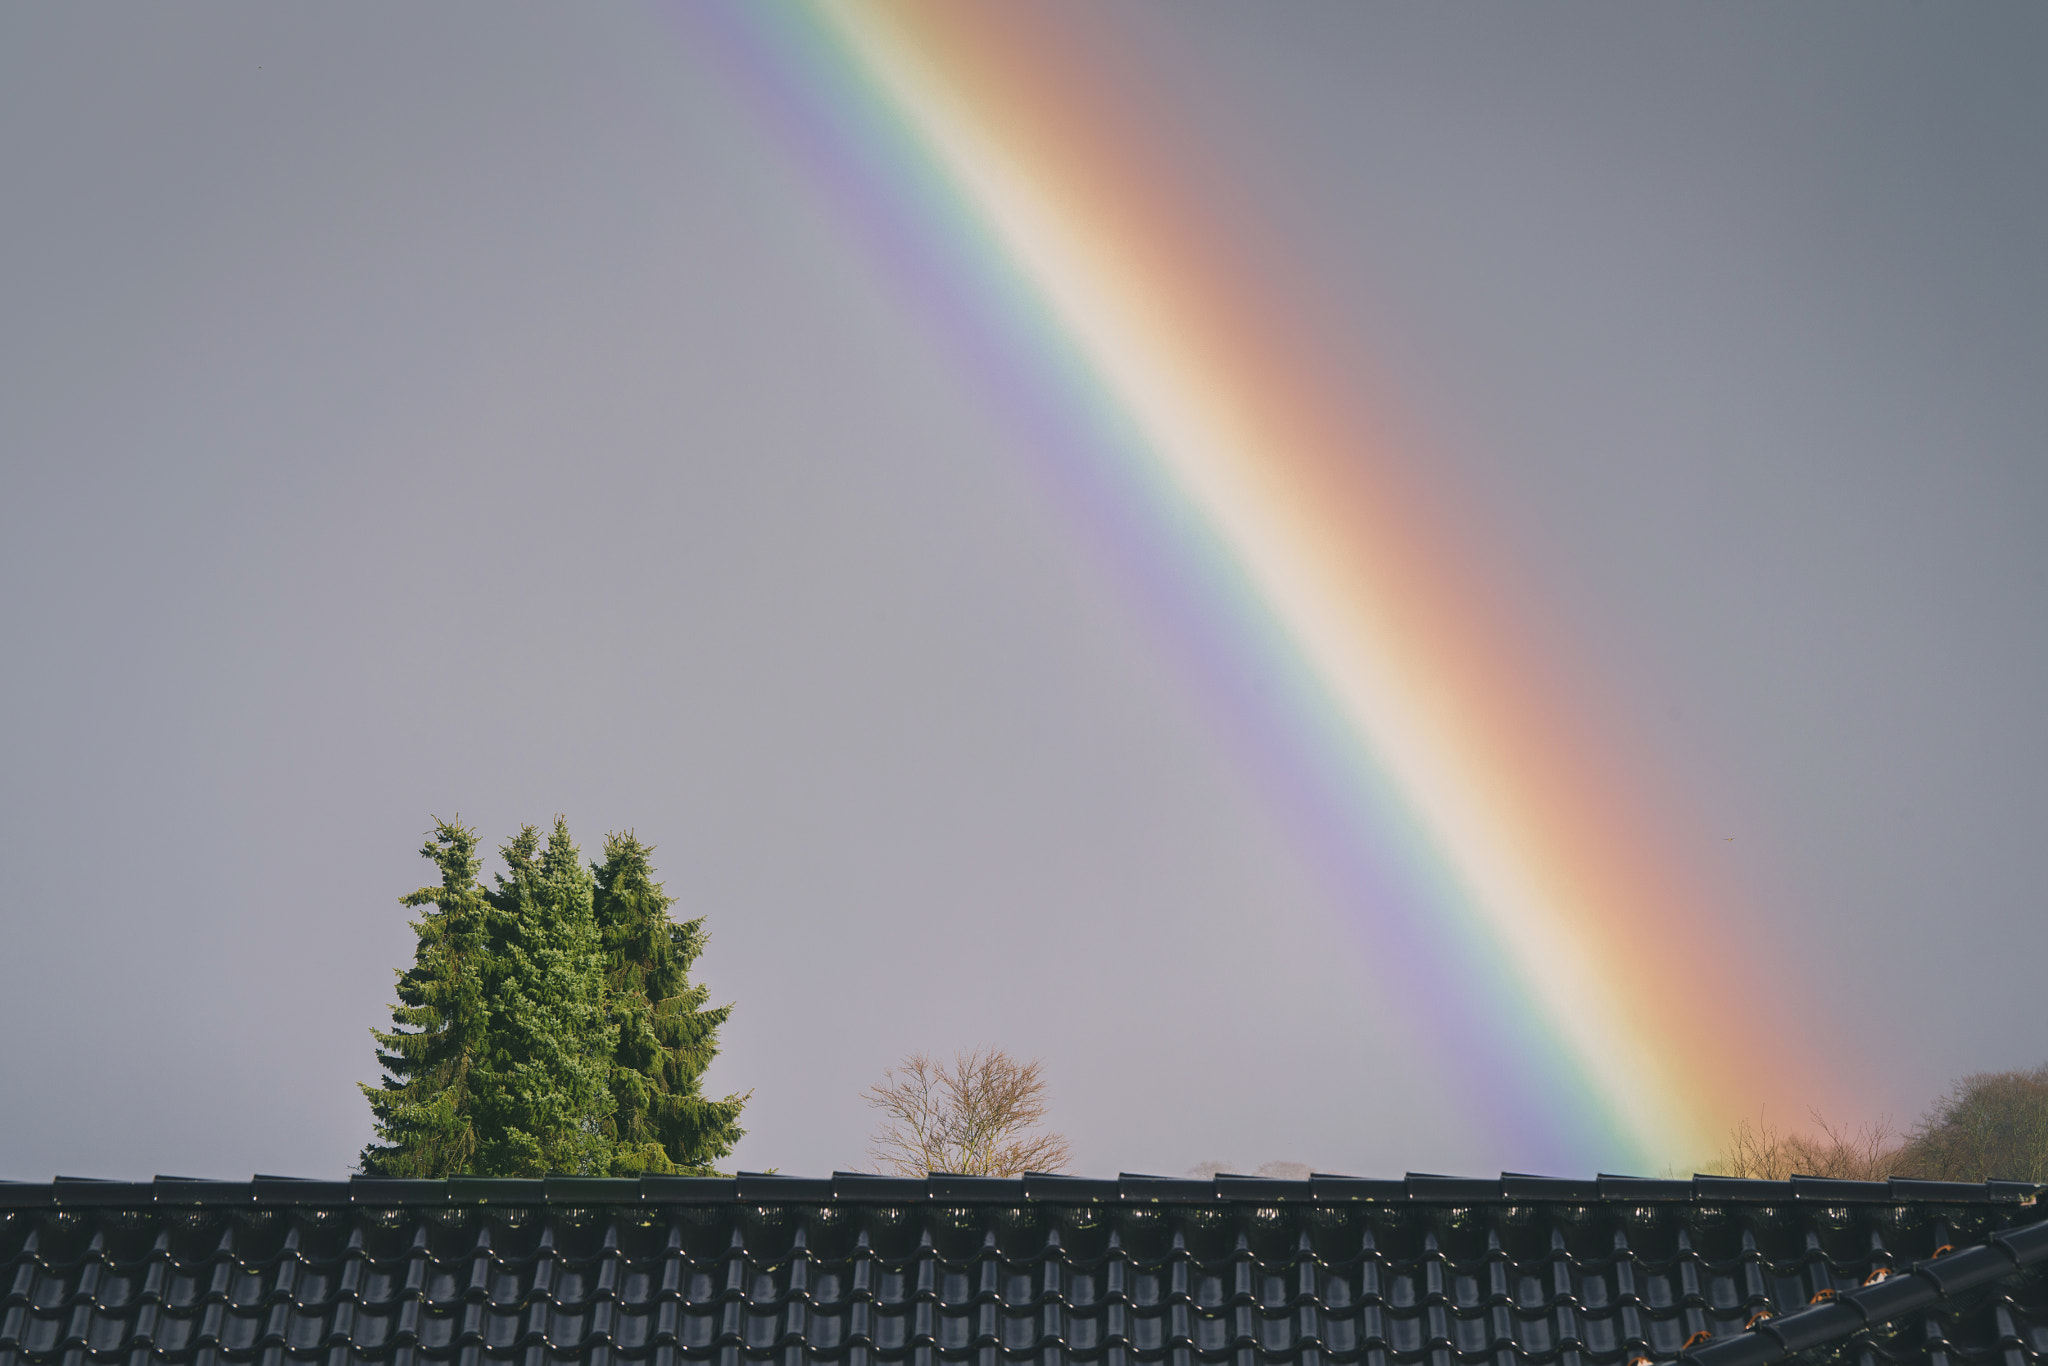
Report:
363,817,745,1178
1901,1065,2048,1182
591,833,748,1175
465,819,617,1177
359,820,489,1177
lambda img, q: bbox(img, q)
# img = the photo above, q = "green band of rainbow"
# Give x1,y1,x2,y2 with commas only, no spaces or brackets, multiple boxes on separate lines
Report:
682,0,1820,1174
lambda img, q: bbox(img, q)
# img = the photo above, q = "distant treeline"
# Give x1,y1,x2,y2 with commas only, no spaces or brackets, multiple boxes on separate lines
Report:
1716,1065,2048,1183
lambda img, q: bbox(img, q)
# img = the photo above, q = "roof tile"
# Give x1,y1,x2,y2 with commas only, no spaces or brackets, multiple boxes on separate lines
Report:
3,1177,2043,1365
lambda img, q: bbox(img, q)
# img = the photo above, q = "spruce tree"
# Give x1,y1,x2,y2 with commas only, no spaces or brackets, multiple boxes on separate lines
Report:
359,819,488,1177
467,819,617,1176
591,832,747,1174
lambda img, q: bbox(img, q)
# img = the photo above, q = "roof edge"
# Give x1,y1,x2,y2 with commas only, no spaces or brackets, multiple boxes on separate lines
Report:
1,1173,2038,1209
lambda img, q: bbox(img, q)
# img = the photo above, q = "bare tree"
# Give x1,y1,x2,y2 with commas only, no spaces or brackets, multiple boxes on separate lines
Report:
1712,1109,1903,1181
865,1047,1073,1177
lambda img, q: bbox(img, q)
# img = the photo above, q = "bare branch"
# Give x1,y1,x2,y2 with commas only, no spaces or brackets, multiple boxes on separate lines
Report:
864,1046,1072,1177
1710,1108,1902,1182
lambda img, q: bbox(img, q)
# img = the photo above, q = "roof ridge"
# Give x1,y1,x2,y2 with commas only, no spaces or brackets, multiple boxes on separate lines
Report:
1,1172,2039,1207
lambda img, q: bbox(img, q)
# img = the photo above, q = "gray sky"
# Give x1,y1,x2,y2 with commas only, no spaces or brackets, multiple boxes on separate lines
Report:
2,3,2043,1182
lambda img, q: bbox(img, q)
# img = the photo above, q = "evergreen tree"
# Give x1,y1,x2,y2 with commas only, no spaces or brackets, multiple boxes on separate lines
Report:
591,832,748,1174
359,820,488,1177
362,817,623,1176
467,819,617,1176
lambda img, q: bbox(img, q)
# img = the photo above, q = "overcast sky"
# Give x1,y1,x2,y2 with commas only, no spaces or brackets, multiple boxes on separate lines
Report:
2,3,2044,1182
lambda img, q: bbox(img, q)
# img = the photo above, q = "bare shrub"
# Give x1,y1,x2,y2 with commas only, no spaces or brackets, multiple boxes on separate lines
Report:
1183,1160,1312,1181
1712,1109,1903,1181
865,1048,1073,1178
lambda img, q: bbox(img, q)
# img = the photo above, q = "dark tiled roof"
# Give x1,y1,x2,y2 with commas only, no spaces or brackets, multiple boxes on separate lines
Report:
3,1173,2045,1366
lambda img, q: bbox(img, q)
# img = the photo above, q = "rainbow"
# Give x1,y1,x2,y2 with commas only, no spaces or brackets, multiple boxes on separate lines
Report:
682,1,1815,1174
